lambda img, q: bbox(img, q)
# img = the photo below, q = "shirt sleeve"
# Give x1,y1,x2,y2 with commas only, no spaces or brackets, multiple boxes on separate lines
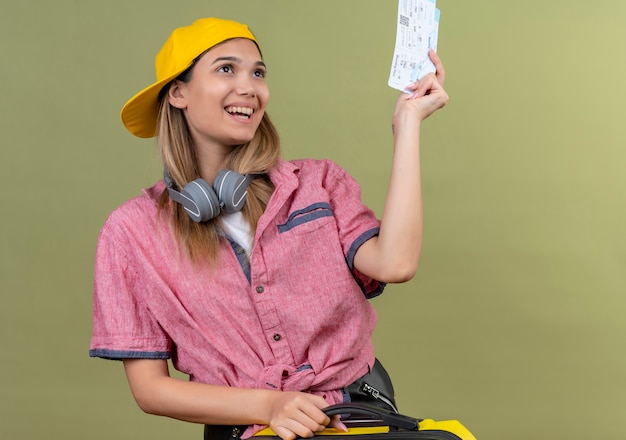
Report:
89,209,171,360
324,161,386,298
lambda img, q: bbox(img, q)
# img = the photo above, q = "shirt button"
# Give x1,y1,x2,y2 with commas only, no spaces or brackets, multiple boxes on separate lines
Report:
273,334,281,341
236,247,244,255
256,286,264,294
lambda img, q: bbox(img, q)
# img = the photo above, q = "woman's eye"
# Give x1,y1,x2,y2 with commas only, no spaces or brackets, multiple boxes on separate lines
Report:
254,69,266,78
218,65,234,74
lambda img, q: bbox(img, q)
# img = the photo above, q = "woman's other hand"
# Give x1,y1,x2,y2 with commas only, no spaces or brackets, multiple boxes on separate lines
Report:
266,392,347,440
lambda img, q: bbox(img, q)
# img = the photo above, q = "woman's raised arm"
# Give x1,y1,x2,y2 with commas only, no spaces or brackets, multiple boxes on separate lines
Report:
353,50,448,283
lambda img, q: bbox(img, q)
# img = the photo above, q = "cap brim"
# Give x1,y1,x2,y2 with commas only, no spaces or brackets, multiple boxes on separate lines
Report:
120,71,181,139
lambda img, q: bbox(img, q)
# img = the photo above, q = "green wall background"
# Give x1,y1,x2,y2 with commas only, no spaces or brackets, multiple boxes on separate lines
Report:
1,1,625,439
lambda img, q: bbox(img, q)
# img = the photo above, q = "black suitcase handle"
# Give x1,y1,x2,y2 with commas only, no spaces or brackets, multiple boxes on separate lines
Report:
323,403,419,430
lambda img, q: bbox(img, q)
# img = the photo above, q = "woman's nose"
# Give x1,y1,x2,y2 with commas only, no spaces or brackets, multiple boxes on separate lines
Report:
235,75,256,97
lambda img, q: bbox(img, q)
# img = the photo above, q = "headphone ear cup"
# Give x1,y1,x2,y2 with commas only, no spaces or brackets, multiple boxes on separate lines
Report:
213,170,252,213
180,179,221,222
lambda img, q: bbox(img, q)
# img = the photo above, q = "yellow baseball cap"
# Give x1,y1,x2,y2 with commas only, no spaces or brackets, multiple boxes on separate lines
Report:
120,18,258,138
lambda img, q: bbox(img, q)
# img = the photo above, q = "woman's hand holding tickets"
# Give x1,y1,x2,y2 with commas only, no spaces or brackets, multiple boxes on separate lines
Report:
393,49,448,132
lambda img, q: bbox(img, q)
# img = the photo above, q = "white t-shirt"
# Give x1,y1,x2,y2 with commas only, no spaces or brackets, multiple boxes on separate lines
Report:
220,211,253,257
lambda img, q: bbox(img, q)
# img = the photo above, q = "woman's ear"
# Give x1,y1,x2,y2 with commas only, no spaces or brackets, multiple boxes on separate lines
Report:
167,80,188,109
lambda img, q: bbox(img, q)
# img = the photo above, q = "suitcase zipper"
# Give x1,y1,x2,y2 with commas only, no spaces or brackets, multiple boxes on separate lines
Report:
381,429,462,440
361,383,399,413
319,431,462,440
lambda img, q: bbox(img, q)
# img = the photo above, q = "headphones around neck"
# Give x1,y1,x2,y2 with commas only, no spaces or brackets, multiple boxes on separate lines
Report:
164,169,253,222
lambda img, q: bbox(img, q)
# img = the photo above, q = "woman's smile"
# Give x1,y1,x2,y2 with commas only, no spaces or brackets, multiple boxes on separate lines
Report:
224,104,256,120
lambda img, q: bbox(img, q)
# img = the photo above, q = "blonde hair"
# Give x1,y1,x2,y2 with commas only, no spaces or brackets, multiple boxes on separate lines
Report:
156,90,280,264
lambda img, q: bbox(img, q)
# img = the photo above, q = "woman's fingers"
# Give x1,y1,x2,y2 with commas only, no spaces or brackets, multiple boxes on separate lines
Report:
269,392,331,440
429,49,446,85
405,73,438,100
273,418,325,440
327,414,348,432
403,49,445,99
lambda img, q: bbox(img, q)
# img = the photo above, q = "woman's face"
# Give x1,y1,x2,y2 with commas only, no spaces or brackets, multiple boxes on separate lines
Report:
169,38,269,152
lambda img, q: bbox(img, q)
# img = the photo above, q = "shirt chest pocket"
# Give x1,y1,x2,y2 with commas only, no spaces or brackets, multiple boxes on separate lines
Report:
277,202,334,235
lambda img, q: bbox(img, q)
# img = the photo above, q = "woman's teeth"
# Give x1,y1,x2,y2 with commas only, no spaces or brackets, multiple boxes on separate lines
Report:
225,106,254,118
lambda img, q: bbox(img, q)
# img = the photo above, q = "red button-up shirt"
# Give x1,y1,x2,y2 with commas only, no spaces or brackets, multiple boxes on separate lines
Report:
90,159,384,413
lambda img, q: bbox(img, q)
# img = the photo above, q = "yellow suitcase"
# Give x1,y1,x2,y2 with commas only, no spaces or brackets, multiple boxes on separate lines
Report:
253,403,477,440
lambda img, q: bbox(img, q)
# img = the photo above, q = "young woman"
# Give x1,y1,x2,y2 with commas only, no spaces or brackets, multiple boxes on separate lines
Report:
90,17,447,440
